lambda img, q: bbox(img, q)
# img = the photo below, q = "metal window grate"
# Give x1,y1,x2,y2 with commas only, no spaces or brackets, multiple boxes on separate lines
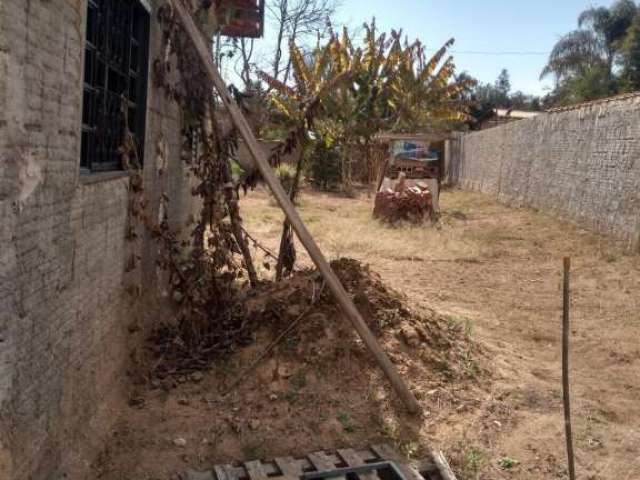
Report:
81,0,150,172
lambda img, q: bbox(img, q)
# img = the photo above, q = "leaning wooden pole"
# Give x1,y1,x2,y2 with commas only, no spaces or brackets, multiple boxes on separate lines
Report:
170,0,421,414
562,257,576,480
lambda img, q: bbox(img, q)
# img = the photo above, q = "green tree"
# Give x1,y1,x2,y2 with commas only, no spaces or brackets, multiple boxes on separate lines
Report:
259,41,352,279
619,14,640,90
541,0,638,105
495,69,511,100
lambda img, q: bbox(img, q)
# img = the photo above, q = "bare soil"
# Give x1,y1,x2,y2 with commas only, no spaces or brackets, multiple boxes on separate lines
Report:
93,188,640,480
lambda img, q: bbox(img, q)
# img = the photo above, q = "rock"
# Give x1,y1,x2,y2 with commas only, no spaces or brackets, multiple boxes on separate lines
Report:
173,437,187,447
286,305,303,317
190,371,204,383
173,290,184,303
177,397,190,406
401,326,421,348
269,393,278,401
128,397,145,408
248,419,260,430
274,364,292,379
307,312,327,324
161,379,177,391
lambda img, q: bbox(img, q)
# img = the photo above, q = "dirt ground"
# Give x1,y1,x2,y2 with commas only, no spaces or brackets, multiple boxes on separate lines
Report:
94,187,640,480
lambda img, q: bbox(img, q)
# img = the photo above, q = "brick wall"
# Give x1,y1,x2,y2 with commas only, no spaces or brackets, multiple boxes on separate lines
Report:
451,96,640,249
0,1,197,478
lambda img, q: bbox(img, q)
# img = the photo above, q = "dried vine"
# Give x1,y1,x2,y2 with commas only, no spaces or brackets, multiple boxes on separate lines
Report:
125,2,269,377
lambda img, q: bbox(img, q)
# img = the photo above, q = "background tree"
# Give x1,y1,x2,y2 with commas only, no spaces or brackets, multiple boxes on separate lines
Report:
259,40,352,279
495,68,512,104
318,22,473,192
619,13,640,89
541,0,639,105
268,0,339,83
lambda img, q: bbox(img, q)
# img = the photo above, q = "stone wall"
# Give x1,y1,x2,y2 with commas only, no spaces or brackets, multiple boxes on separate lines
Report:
0,1,196,478
451,95,640,249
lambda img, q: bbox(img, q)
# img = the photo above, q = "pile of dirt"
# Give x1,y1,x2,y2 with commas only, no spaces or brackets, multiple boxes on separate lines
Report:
145,257,481,388
96,258,488,479
242,258,482,382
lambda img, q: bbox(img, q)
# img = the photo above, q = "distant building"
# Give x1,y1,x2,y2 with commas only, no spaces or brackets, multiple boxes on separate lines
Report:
476,108,540,130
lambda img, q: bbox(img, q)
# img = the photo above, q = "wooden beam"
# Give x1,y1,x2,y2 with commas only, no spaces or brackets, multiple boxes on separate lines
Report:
170,0,421,414
431,451,458,480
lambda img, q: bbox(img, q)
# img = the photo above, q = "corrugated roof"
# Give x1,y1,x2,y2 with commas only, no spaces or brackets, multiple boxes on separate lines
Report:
546,91,640,113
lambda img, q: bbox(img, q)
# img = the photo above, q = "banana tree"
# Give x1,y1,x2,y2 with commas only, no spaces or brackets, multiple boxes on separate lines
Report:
323,22,474,190
388,38,475,132
258,41,351,279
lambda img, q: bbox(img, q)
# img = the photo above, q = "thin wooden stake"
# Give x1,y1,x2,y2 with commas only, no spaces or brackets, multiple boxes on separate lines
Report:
563,257,576,480
170,0,421,414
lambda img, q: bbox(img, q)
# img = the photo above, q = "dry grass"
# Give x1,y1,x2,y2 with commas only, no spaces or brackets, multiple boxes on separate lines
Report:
97,186,640,480
239,186,640,480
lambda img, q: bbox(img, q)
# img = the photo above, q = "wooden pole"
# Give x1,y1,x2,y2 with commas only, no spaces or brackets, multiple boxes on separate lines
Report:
170,0,421,414
562,257,576,480
431,451,458,480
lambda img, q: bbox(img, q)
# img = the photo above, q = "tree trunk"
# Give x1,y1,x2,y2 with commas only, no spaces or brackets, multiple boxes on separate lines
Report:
221,155,259,288
275,139,305,280
342,142,353,195
272,0,288,82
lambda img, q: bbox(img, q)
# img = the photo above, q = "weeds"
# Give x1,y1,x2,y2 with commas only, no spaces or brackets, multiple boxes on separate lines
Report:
337,411,356,433
241,434,265,459
447,442,487,480
497,457,519,470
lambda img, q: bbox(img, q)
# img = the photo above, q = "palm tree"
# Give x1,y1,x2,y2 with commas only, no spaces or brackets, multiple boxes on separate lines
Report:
541,0,637,87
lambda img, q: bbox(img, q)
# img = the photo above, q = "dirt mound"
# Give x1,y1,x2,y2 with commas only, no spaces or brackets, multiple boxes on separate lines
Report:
244,258,481,382
98,257,488,479
145,257,482,392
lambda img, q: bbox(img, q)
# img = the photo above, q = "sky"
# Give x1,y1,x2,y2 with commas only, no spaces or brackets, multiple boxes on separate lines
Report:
219,0,617,97
335,0,616,96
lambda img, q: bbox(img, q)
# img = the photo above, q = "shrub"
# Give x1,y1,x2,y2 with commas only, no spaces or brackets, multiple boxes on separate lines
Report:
275,163,297,193
308,142,341,192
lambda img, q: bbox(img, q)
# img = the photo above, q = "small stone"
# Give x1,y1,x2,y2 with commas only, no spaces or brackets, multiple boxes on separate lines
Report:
173,290,184,303
177,397,190,406
128,397,145,408
307,312,327,324
173,437,187,447
248,419,260,430
161,379,176,391
286,305,303,317
275,364,292,379
269,393,278,401
190,371,204,383
401,326,421,348
493,420,502,428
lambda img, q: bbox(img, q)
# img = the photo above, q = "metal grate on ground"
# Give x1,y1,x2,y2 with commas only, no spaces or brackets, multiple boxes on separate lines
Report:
185,444,453,480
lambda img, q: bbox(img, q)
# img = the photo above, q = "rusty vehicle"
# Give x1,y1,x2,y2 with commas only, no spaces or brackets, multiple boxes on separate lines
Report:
373,135,445,223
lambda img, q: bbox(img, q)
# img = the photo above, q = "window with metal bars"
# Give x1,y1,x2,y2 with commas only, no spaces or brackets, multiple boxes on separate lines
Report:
81,0,150,172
